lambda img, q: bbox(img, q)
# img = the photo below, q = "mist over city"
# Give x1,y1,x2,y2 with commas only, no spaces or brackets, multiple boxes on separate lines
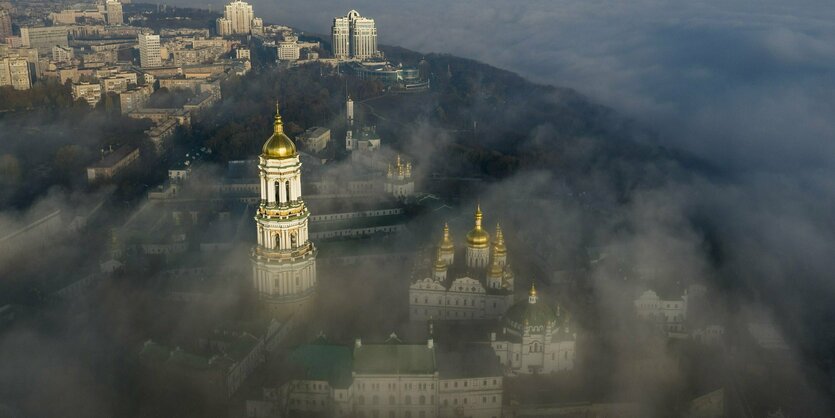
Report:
0,0,833,417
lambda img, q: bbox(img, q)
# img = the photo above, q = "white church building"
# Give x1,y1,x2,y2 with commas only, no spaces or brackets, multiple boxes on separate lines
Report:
409,206,515,322
489,284,576,375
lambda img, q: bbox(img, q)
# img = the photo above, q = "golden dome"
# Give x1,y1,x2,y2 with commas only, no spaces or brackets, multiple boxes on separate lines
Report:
262,103,298,159
466,204,490,248
434,249,447,272
440,223,455,252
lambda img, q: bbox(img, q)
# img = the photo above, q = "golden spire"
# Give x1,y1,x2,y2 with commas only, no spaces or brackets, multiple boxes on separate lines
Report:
528,282,538,304
262,101,297,159
396,154,401,167
493,223,506,255
466,204,490,248
440,222,454,252
273,101,284,134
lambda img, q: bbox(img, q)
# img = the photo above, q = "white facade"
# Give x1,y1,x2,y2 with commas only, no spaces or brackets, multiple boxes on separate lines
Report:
72,82,102,106
0,57,32,90
409,210,515,322
490,286,576,375
331,10,379,60
272,338,504,418
634,289,689,335
216,1,258,36
105,0,123,25
251,105,318,316
277,41,300,62
385,154,415,198
138,33,161,68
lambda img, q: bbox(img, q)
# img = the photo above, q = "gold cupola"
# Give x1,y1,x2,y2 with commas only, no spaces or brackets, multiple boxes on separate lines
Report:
493,223,506,256
440,223,455,252
262,103,298,159
466,204,490,248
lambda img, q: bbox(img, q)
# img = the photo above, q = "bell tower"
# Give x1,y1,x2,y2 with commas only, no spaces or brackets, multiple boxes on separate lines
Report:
251,103,317,317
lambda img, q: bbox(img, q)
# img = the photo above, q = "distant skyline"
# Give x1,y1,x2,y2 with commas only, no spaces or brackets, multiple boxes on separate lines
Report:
174,0,835,173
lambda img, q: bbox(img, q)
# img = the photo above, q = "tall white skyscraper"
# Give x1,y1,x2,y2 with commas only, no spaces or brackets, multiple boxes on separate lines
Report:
216,0,257,36
138,33,161,68
105,0,123,26
331,10,379,60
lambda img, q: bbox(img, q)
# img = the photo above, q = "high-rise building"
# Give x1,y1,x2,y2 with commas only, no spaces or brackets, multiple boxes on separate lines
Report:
0,9,12,41
251,104,317,317
331,14,350,59
216,0,257,36
137,33,161,68
105,0,123,26
0,57,32,90
20,26,70,55
331,10,378,60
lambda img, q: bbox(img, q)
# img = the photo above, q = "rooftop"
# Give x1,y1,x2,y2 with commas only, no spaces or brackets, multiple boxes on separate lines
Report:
353,339,436,375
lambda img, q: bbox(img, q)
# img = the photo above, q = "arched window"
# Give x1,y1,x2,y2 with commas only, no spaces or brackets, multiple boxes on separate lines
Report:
419,395,425,405
290,232,297,248
274,181,280,203
285,181,292,202
275,234,280,249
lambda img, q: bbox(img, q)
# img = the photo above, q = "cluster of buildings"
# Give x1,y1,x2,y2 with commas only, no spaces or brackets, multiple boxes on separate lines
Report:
332,10,379,60
215,0,263,37
0,1,250,93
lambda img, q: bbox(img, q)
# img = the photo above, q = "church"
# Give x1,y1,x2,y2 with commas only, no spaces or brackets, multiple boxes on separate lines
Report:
489,284,576,375
409,206,515,321
250,104,318,317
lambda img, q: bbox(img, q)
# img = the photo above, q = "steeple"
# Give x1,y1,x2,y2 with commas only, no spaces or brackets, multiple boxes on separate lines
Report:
438,222,455,265
273,101,283,133
528,283,538,304
262,102,297,159
493,223,506,254
466,204,490,248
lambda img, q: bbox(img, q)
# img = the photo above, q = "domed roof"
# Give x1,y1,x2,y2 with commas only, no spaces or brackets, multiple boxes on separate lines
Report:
466,205,490,248
262,104,298,159
503,284,559,330
440,223,455,252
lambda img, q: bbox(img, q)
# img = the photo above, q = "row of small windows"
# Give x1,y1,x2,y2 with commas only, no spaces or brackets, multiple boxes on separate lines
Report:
356,382,434,391
443,379,499,389
356,411,430,418
413,295,500,310
357,395,433,406
441,395,498,407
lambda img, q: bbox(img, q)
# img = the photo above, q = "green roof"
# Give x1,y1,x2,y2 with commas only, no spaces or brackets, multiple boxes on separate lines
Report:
353,343,436,375
288,340,354,388
503,298,558,329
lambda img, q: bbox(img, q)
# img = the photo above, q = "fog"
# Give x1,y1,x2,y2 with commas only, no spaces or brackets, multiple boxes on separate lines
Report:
2,0,835,414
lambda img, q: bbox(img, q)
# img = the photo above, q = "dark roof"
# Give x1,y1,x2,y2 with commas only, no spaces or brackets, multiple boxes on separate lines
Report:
287,340,354,388
353,342,436,375
89,145,137,168
503,297,558,329
436,344,502,379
